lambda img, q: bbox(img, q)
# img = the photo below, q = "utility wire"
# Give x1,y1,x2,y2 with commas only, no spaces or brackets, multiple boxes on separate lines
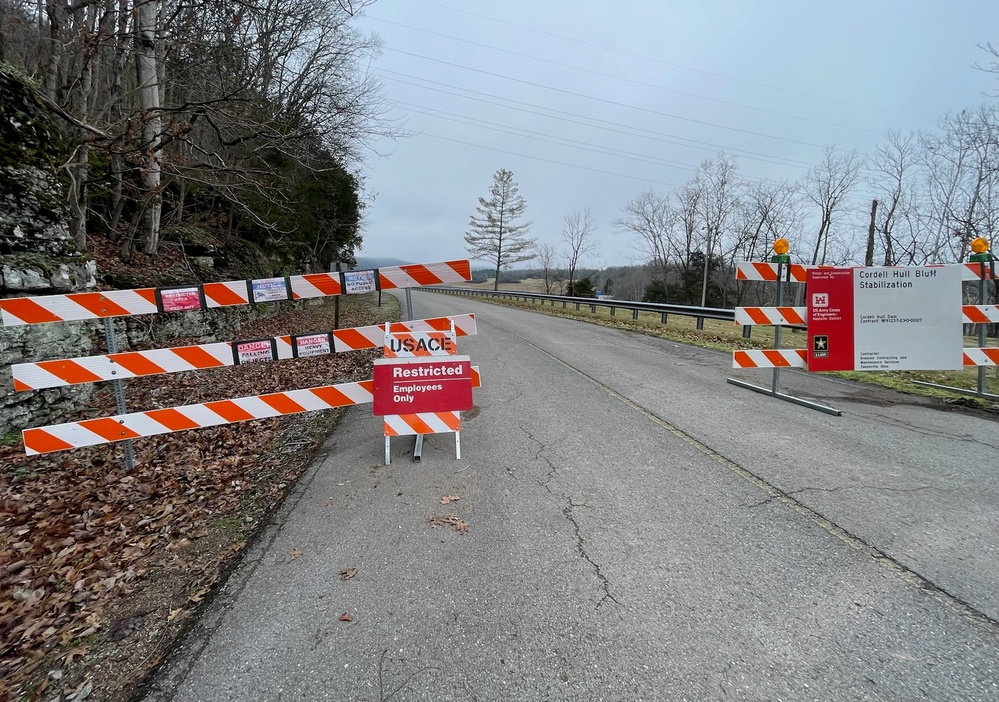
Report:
381,46,835,151
369,15,882,135
377,70,816,169
413,132,683,188
396,102,701,171
413,0,903,116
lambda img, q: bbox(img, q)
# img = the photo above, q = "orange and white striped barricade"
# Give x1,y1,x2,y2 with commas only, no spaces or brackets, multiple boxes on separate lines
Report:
20,368,482,456
0,259,472,327
10,314,476,392
729,260,841,415
6,260,475,463
21,380,377,455
373,321,477,464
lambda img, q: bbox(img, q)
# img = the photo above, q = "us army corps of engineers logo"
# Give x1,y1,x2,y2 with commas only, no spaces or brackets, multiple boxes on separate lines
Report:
813,335,829,358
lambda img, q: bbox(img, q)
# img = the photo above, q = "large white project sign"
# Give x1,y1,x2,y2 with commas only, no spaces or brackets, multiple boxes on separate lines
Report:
807,265,964,372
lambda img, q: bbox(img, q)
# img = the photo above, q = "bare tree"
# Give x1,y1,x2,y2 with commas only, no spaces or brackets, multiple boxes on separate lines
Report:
464,168,534,291
696,154,741,305
671,181,705,303
614,190,676,286
802,146,863,265
561,208,597,295
134,0,163,254
868,130,922,265
974,41,999,97
920,104,999,263
732,178,803,303
4,0,392,260
533,241,561,294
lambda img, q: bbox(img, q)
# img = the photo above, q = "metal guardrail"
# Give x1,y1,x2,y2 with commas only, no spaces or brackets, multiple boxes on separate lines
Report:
422,286,755,336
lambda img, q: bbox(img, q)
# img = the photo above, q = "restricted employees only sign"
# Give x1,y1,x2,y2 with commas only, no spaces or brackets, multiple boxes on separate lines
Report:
807,265,963,372
372,356,474,415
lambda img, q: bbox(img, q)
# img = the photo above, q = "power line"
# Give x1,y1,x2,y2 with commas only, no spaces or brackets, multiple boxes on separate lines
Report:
412,132,683,188
368,14,883,136
377,70,816,169
396,102,702,172
381,46,836,151
412,0,904,117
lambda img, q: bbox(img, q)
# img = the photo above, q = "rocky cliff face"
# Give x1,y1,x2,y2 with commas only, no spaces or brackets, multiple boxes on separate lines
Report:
0,66,96,438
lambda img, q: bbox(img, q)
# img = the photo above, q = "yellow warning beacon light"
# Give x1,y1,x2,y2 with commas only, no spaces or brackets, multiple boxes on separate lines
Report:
771,238,790,263
970,237,990,262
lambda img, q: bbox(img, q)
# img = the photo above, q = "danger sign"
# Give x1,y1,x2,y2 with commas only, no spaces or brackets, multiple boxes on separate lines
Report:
372,356,473,415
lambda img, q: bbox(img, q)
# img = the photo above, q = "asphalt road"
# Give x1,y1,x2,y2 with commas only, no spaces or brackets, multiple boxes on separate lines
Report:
142,290,999,702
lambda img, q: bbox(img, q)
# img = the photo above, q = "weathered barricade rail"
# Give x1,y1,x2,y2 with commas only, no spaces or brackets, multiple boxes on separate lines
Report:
1,260,474,461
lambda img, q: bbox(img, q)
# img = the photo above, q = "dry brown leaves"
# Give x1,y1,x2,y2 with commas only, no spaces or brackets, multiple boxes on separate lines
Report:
338,568,357,581
439,495,460,505
0,294,389,701
427,514,470,534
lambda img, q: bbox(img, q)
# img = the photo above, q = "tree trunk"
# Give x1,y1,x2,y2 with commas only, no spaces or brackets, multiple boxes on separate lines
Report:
108,153,125,239
44,1,62,100
135,0,162,255
864,199,878,266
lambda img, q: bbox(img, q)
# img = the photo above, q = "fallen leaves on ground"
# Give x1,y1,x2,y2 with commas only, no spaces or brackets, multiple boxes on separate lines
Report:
439,495,460,505
339,612,353,622
427,514,470,534
287,549,302,562
338,568,357,581
0,294,388,701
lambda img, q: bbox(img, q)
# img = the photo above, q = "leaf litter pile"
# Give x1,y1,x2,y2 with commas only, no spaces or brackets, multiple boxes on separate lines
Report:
0,295,387,701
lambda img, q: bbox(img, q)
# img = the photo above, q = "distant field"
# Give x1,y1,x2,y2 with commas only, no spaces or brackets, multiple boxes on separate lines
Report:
466,278,553,294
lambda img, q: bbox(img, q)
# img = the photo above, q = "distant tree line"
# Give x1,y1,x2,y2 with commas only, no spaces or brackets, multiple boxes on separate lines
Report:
616,104,999,307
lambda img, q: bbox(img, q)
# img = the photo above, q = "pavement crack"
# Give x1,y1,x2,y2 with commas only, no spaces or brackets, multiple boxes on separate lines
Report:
563,500,621,610
520,425,558,492
494,324,999,631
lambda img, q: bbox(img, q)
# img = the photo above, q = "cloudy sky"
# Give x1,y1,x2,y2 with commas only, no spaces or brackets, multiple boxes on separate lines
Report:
352,0,997,269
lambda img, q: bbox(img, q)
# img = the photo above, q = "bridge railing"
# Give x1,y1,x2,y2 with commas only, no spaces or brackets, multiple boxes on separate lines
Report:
423,286,751,335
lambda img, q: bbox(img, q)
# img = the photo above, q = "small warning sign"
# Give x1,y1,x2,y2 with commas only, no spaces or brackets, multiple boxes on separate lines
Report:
233,338,277,364
157,286,203,313
344,270,377,295
292,332,332,358
251,277,290,303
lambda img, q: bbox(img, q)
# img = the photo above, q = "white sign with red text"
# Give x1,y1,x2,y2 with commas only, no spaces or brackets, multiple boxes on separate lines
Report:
372,356,473,415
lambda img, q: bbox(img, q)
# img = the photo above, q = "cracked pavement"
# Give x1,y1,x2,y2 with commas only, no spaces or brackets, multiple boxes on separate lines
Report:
143,291,999,702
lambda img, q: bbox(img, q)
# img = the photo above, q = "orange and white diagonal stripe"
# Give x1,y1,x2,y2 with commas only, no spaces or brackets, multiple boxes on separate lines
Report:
963,348,999,366
735,306,807,326
378,260,471,289
732,349,808,368
383,412,461,436
21,380,376,455
11,314,477,391
962,305,999,324
735,262,808,283
0,260,472,327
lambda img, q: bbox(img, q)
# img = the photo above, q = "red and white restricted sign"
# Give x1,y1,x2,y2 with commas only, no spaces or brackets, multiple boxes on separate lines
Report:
372,356,473,416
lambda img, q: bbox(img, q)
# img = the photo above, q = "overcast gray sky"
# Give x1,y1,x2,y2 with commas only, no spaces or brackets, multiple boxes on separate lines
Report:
353,0,997,269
